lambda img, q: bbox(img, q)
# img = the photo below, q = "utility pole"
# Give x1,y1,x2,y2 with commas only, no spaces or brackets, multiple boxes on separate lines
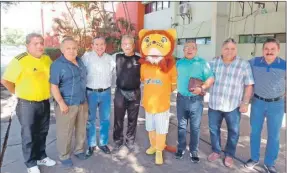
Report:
41,4,44,36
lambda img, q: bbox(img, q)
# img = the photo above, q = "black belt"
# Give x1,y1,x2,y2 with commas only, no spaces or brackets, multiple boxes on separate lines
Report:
86,87,110,92
254,94,283,102
18,98,49,104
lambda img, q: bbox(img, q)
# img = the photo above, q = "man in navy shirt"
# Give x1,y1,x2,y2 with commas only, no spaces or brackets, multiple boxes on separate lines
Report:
245,38,286,173
50,37,88,167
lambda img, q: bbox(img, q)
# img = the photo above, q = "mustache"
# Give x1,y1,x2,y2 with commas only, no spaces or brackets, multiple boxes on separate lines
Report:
266,53,274,56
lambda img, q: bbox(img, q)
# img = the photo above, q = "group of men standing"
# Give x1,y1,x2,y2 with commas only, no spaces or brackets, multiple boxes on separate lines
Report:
1,32,285,173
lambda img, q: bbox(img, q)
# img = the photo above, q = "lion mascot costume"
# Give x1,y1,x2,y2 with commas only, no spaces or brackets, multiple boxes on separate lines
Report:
139,29,177,165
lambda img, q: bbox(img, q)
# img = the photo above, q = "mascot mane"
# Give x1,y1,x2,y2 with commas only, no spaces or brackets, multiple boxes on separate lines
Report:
138,29,177,73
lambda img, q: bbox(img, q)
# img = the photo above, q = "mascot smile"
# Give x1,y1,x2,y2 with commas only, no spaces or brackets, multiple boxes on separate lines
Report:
139,29,177,165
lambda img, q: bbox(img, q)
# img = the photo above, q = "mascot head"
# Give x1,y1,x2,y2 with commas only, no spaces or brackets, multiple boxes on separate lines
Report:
138,29,177,73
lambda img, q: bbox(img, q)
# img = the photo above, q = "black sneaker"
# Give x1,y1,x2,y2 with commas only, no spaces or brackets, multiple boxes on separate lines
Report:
99,145,111,154
86,146,96,157
190,152,200,163
175,150,185,159
264,165,278,173
244,159,259,169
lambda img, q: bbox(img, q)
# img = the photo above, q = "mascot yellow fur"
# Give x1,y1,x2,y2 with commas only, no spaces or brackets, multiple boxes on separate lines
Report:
139,29,177,165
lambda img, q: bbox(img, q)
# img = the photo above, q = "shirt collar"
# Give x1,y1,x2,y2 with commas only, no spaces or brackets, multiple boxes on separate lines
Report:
59,54,80,64
92,51,106,58
260,56,280,65
183,56,199,61
219,55,239,63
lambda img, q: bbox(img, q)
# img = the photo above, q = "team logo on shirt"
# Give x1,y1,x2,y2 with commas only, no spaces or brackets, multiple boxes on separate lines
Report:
145,78,163,85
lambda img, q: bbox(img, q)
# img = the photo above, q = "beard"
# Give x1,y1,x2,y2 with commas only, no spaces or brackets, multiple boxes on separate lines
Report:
146,56,163,64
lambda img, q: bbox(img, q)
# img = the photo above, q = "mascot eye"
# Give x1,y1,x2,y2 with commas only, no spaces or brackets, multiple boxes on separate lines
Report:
144,37,150,43
161,37,168,43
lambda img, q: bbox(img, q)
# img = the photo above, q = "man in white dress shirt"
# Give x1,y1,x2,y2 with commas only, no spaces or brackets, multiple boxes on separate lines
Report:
81,36,116,156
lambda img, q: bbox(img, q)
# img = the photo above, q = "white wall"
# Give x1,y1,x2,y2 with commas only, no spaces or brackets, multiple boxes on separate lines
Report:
144,8,173,29
174,2,214,38
143,2,286,61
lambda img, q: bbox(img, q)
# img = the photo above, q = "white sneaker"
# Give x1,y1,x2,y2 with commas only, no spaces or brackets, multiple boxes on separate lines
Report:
27,166,40,173
37,157,56,166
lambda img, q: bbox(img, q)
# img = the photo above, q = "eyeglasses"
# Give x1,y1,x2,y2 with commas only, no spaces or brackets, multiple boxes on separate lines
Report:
184,47,197,50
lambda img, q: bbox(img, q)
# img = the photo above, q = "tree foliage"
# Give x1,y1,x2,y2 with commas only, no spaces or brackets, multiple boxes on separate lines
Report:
1,2,19,12
50,2,137,53
1,28,25,46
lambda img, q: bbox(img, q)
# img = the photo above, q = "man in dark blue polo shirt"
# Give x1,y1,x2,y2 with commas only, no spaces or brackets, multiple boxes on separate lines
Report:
245,38,286,173
50,37,88,167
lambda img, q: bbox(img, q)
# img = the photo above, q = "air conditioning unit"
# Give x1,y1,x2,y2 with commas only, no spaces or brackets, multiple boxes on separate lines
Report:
179,3,192,15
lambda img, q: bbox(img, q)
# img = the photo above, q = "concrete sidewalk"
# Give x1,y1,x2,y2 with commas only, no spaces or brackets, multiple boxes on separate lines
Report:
1,90,286,173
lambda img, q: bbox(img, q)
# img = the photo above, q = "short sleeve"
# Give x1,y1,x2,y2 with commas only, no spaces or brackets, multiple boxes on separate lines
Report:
243,62,255,85
49,62,61,85
202,61,214,81
2,58,23,83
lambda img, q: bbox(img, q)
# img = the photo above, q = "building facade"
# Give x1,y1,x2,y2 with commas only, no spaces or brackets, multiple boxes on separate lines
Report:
143,1,286,60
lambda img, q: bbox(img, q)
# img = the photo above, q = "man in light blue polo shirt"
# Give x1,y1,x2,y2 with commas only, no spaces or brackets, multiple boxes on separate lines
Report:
245,38,286,173
175,40,214,163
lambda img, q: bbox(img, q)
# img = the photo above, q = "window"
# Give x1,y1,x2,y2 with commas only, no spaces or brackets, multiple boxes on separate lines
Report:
239,33,286,44
239,35,255,43
157,2,163,11
179,1,189,4
145,2,170,14
255,34,274,43
145,3,152,14
152,2,157,12
206,37,211,45
196,38,206,45
163,2,170,9
275,33,286,43
177,38,186,45
177,37,211,45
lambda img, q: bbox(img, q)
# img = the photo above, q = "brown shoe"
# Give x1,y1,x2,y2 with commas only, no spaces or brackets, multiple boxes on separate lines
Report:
207,152,221,162
224,156,234,168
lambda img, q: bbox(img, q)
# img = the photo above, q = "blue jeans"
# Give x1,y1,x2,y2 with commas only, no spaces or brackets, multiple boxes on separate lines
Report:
176,93,203,152
86,88,111,147
208,107,241,157
250,97,285,166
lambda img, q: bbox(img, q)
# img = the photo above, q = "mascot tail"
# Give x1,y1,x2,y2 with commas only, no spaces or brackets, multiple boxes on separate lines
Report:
164,145,177,153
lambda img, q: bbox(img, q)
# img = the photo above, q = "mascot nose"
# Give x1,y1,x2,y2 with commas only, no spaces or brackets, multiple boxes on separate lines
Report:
152,41,156,44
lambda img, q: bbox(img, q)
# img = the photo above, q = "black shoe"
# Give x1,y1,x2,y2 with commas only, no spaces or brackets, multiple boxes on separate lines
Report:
264,165,278,173
99,145,111,154
244,159,259,169
75,153,88,160
175,150,185,159
125,142,135,151
86,146,96,157
190,152,200,163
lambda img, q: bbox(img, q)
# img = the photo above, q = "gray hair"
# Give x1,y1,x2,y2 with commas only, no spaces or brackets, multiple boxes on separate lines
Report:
222,38,237,47
26,33,44,44
93,36,106,44
263,38,280,49
184,40,197,49
121,35,135,44
60,37,77,48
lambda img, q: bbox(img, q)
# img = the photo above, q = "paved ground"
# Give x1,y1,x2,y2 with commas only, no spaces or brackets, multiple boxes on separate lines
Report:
1,88,286,173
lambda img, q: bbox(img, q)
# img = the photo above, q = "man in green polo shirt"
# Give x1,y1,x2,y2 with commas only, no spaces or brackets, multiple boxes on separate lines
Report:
175,40,214,163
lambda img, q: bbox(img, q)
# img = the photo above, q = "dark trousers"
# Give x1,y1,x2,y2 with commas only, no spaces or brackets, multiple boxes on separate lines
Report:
16,99,50,168
113,88,140,145
176,93,203,152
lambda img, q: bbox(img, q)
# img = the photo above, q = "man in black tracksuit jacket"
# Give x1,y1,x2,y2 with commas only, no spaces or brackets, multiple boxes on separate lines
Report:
113,35,141,151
